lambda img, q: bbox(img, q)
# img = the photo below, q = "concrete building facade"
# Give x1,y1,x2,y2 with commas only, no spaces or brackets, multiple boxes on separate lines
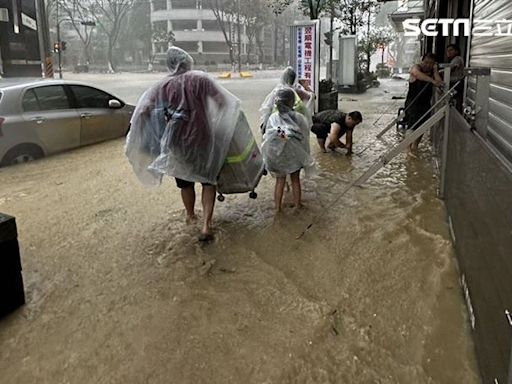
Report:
150,0,246,65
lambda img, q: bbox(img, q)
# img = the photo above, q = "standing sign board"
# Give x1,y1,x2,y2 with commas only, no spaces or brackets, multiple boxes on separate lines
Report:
290,21,320,112
338,35,357,88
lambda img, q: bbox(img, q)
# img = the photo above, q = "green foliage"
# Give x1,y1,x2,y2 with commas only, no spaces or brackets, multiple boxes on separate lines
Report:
268,0,293,16
335,0,380,35
358,26,395,70
298,0,326,20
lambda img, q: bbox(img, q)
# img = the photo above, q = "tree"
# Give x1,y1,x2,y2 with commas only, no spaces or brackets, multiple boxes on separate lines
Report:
358,26,394,71
267,0,293,64
208,0,237,66
336,0,379,35
116,0,151,67
45,0,57,21
299,0,326,20
57,0,95,65
388,32,411,70
78,0,139,72
239,0,272,64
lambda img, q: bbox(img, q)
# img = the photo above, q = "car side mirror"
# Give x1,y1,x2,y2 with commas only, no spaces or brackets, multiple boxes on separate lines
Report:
108,99,122,109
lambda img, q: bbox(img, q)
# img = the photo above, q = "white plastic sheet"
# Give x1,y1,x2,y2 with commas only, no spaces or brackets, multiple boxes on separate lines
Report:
261,111,315,177
125,48,241,187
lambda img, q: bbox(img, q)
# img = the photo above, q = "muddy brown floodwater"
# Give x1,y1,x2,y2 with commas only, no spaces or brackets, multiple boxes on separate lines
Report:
0,77,480,383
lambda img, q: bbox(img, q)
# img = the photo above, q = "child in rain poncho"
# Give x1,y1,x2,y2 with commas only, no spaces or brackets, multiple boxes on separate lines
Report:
262,87,315,212
259,67,314,134
125,47,241,241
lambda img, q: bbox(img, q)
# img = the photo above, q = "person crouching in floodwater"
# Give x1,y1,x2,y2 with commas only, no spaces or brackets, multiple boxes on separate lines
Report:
311,110,363,155
404,53,444,158
125,47,241,242
261,88,315,213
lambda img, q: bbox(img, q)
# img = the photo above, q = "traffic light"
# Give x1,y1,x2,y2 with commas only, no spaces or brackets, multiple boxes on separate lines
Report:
53,42,60,53
61,41,67,51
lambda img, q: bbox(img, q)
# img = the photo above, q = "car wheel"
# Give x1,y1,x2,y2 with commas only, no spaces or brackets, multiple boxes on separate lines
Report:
1,144,44,166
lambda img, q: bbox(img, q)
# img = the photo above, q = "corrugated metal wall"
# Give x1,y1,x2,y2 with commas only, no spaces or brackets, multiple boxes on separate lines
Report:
449,1,512,382
445,111,512,384
469,0,512,164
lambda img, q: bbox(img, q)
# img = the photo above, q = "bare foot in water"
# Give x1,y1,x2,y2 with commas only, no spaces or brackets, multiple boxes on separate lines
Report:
198,232,214,242
292,203,304,214
407,150,418,159
186,215,198,225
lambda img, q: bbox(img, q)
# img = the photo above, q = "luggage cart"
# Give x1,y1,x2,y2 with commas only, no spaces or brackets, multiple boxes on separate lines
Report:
216,111,265,202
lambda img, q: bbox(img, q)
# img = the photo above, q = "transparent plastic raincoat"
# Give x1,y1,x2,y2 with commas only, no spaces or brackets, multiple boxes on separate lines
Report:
125,47,241,187
259,67,314,132
261,95,315,177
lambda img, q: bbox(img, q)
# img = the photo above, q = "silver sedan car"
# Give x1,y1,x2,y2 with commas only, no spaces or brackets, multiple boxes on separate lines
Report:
0,79,134,166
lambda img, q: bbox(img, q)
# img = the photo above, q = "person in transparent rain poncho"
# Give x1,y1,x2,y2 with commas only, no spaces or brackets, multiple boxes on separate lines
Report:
259,67,315,134
125,47,240,242
261,88,315,213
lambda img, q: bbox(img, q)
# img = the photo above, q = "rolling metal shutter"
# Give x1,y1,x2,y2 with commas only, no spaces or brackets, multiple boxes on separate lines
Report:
468,0,512,164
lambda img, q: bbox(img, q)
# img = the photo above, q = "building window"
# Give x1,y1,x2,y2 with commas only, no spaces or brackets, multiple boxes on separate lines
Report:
201,20,221,31
202,41,229,53
175,41,199,52
172,0,196,9
153,20,167,32
172,20,197,31
153,0,167,11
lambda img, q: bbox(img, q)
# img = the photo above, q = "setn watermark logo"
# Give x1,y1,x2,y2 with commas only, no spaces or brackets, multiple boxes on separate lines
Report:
404,18,512,37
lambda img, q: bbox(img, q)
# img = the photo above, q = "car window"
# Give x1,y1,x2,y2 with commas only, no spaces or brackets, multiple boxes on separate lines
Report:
70,85,114,109
33,85,70,110
22,89,39,112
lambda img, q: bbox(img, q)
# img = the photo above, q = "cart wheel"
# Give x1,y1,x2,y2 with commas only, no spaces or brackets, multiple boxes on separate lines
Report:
217,194,225,202
249,191,257,199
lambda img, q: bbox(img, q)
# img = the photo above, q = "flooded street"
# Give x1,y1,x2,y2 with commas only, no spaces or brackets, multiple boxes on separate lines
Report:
0,74,479,383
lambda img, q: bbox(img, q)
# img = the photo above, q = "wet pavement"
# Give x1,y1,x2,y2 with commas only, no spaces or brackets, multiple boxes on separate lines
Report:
0,73,480,383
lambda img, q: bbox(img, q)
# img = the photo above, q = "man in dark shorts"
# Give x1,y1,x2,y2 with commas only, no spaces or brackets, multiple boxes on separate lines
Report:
311,110,363,155
127,47,238,242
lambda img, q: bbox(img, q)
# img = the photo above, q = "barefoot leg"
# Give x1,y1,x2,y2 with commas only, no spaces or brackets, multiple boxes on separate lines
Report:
290,170,302,208
201,184,216,237
180,184,196,222
275,176,286,213
317,138,327,152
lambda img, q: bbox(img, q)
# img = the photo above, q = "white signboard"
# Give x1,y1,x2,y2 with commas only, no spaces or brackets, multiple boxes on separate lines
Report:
338,35,357,87
21,13,37,31
290,21,320,111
